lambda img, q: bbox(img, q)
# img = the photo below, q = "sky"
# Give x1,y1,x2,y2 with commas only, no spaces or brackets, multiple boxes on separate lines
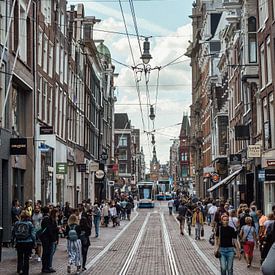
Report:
68,0,194,167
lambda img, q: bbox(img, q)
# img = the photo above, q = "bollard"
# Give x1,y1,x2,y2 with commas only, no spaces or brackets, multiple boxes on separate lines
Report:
0,227,3,262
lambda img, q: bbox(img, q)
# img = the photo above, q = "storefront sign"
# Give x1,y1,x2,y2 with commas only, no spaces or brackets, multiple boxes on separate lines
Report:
112,163,118,172
258,169,265,182
40,126,53,135
56,162,67,174
267,160,275,166
247,145,261,158
78,164,87,172
265,169,275,181
235,125,250,140
10,138,27,155
90,162,99,172
211,172,220,183
95,169,105,179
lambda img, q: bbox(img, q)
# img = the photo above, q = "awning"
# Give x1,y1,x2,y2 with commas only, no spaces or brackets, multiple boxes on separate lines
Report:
207,167,243,192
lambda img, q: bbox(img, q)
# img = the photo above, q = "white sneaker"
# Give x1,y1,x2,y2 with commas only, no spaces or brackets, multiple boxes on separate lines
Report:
37,257,41,262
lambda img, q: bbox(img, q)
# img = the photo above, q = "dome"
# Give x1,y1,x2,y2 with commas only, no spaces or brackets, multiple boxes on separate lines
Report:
97,42,111,64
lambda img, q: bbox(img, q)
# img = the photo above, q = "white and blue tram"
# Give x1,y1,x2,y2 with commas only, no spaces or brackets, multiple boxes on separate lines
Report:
137,181,155,208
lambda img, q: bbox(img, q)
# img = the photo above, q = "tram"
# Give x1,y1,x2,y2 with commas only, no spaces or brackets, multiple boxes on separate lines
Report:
156,179,172,200
137,181,155,208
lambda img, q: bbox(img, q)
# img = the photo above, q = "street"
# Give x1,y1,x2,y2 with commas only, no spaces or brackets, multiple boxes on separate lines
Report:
0,201,262,275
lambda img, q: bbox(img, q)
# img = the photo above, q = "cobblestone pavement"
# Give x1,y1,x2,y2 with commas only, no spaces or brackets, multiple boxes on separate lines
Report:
0,203,263,275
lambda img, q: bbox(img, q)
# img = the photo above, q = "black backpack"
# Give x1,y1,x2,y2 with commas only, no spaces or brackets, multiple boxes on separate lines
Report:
14,222,30,240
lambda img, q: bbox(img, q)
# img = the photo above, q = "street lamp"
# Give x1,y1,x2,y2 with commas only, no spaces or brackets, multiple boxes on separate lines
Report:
140,37,152,64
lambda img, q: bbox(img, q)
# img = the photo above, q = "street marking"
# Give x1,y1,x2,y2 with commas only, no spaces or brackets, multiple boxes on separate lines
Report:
86,211,139,270
119,213,150,275
172,214,219,275
161,213,179,275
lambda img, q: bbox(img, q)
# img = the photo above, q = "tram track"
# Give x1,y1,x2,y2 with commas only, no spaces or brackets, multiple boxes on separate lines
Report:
119,213,150,275
160,212,179,275
120,209,180,275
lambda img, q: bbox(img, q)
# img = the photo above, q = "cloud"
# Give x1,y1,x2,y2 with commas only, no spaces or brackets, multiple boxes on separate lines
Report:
68,1,192,164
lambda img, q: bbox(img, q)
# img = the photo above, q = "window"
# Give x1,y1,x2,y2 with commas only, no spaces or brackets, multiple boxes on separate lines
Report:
273,0,275,20
266,37,272,84
243,83,251,113
60,47,64,82
19,1,27,62
118,136,127,147
64,52,68,83
43,35,48,72
256,97,262,134
55,41,60,74
259,0,268,28
119,164,127,174
48,43,53,77
0,1,5,44
41,1,51,25
37,29,43,66
260,44,265,88
118,149,127,160
47,85,52,125
263,97,270,149
43,80,47,122
37,75,42,118
269,93,275,148
248,17,257,63
55,85,59,133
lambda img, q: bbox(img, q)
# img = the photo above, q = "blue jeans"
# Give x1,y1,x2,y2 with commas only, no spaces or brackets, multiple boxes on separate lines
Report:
49,242,56,269
219,247,235,275
94,216,100,237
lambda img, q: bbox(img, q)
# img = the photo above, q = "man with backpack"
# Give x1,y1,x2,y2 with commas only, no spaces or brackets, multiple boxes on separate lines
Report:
13,210,36,275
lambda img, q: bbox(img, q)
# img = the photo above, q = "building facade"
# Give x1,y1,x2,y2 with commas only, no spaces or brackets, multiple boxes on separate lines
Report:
189,0,275,212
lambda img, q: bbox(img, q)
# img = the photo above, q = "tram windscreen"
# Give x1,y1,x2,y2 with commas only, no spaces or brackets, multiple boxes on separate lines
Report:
138,185,152,199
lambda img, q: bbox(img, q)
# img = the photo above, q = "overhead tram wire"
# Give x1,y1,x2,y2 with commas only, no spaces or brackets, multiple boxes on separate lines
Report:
118,0,147,138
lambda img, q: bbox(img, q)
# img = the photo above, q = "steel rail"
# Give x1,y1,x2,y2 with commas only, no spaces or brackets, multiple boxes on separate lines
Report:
161,212,180,275
85,209,139,270
118,212,150,275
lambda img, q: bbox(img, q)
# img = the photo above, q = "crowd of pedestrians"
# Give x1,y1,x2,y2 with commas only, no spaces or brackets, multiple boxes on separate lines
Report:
168,195,275,275
11,195,134,275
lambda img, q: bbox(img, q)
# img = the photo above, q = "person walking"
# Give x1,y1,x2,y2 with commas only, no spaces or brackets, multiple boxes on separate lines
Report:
48,209,59,272
93,204,101,237
40,206,55,273
109,203,118,227
240,216,258,268
13,210,36,275
79,216,91,271
168,198,174,215
102,202,110,227
208,202,217,226
177,201,188,235
228,209,239,232
32,205,43,262
65,214,82,274
126,200,132,221
215,214,241,275
192,207,204,240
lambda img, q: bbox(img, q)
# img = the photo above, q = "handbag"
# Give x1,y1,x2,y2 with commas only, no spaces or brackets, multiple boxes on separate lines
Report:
240,226,252,245
209,233,215,246
214,226,221,258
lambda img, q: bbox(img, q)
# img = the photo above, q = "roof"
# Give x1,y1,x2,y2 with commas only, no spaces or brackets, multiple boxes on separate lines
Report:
97,42,111,64
114,113,131,129
180,113,190,137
